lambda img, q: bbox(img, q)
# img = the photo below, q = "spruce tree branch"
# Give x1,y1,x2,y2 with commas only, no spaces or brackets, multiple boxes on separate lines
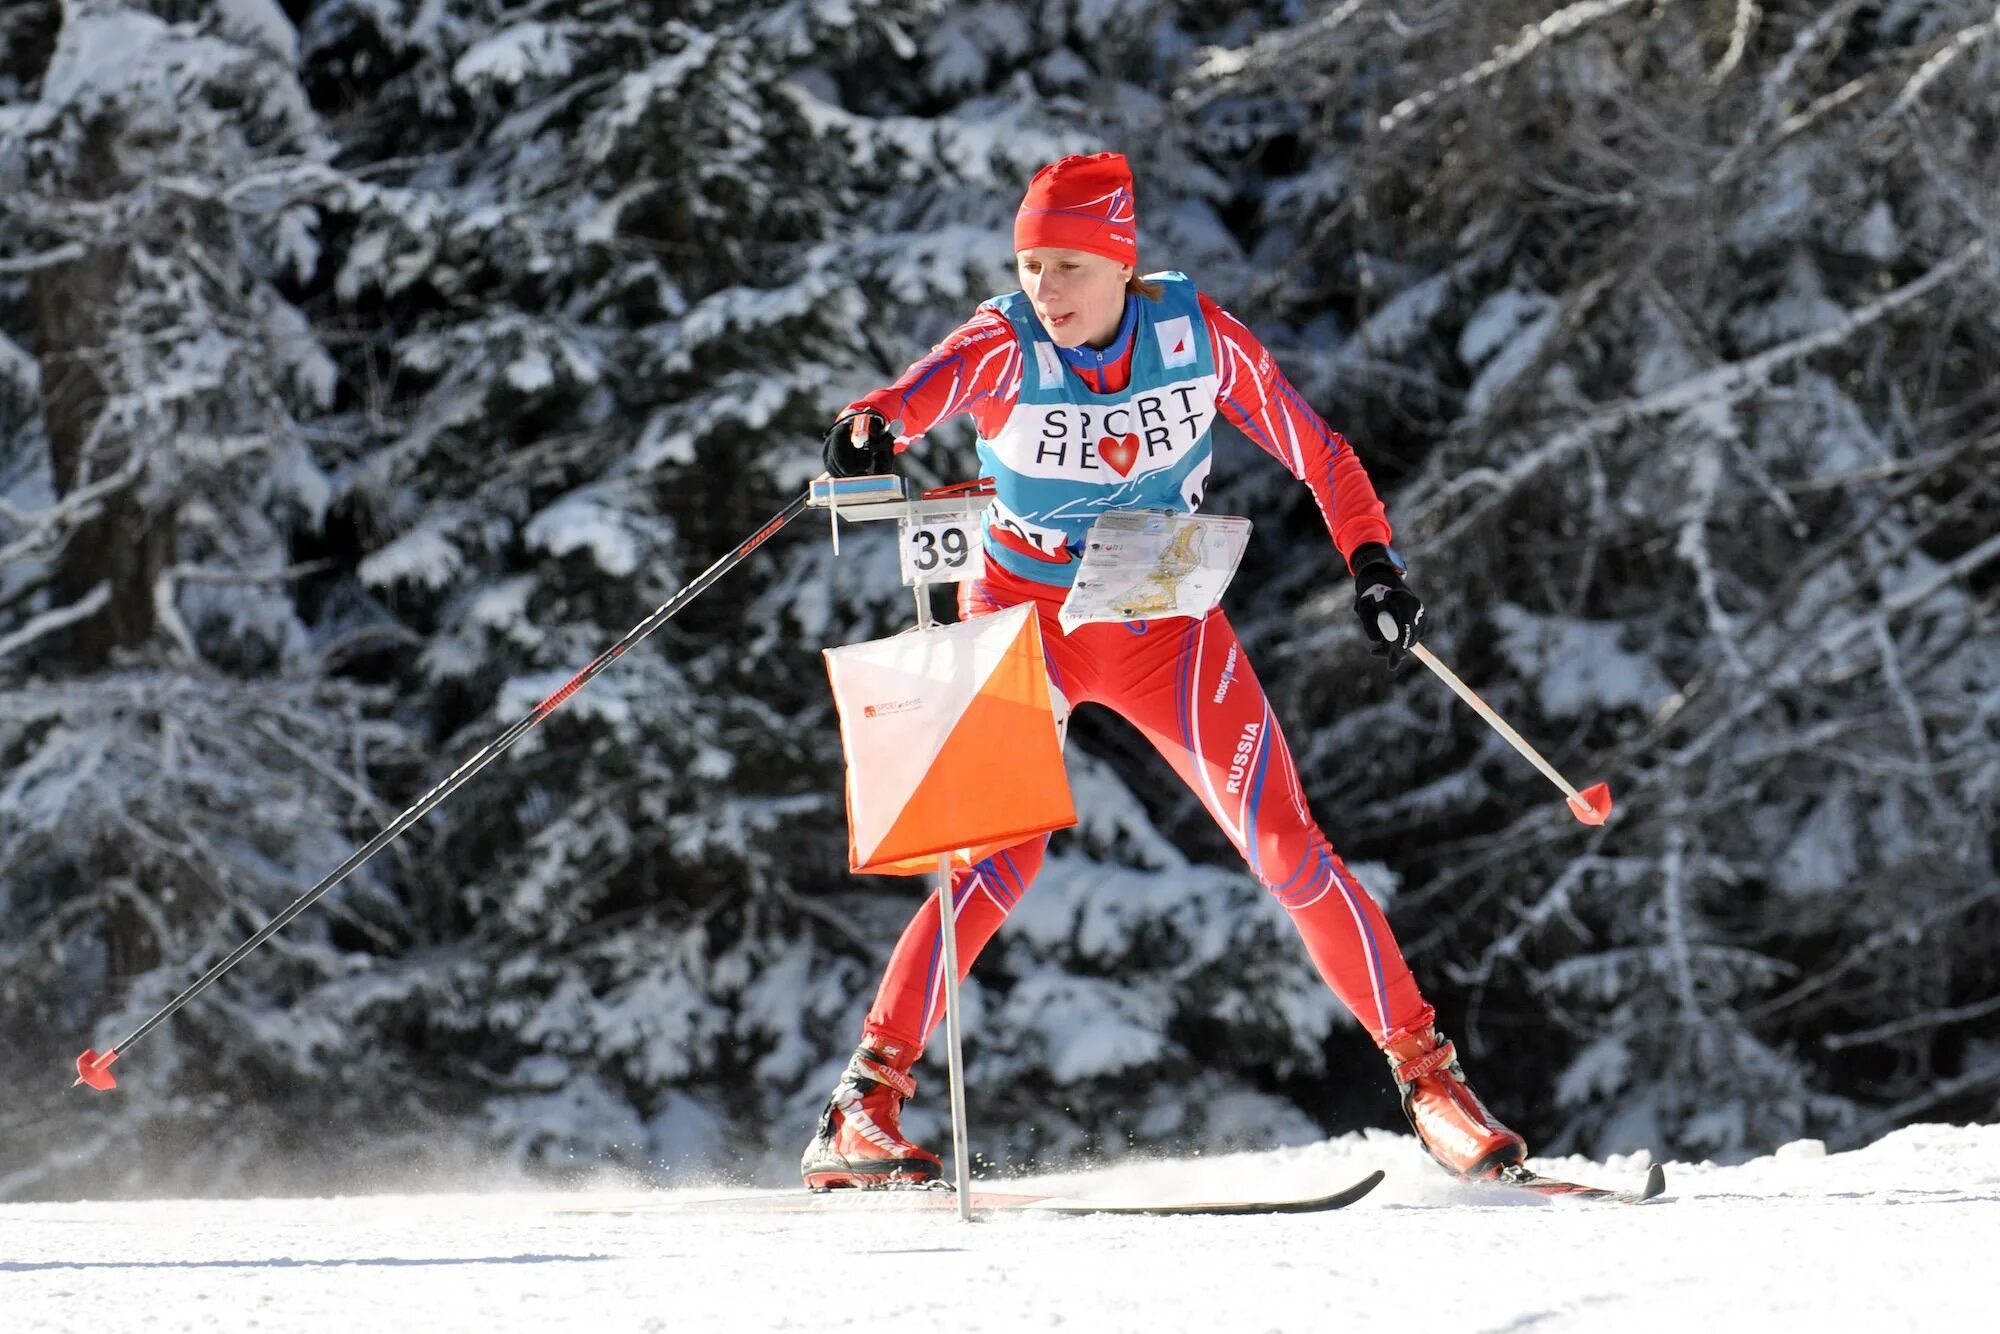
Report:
151,569,205,666
1747,877,2000,1023
1402,816,1621,958
107,875,177,966
1646,472,1995,780
1191,0,1370,88
0,242,87,274
1566,438,1608,615
1904,122,2000,262
1378,0,1651,134
1774,433,2000,495
164,559,333,586
771,885,880,957
1414,238,1987,545
1815,527,2000,658
1447,853,1604,986
1823,991,2000,1052
1869,622,1935,774
252,720,395,821
1755,0,1863,130
1873,5,2000,128
1773,68,1878,143
1659,824,1703,1023
1676,435,1756,682
1722,433,1808,538
0,582,111,662
1709,0,1761,85
0,444,144,548
312,623,428,674
1749,9,2000,157
0,896,100,982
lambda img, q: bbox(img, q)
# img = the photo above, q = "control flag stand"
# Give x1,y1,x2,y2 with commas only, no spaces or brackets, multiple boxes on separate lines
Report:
816,474,1075,1222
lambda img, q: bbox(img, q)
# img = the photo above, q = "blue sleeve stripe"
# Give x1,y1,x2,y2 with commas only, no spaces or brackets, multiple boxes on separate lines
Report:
1222,391,1288,462
1276,381,1347,455
895,351,960,413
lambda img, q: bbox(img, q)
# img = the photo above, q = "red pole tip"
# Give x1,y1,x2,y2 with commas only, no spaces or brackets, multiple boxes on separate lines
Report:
73,1048,119,1091
1567,783,1614,826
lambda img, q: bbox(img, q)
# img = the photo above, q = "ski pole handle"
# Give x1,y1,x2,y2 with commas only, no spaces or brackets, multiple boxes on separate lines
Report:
1381,613,1613,827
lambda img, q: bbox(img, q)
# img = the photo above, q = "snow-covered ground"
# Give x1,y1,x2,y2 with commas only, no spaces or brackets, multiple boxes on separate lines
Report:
4,1124,1994,1333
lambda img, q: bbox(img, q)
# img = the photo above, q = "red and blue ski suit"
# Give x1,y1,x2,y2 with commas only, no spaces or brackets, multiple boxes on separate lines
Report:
847,278,1435,1065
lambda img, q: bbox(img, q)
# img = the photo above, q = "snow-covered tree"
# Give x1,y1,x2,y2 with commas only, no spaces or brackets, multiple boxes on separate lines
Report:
1196,0,2000,1157
0,0,422,1196
4,0,1994,1199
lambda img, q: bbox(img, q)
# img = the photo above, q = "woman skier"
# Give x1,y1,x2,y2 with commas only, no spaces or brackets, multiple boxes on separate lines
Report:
803,152,1525,1189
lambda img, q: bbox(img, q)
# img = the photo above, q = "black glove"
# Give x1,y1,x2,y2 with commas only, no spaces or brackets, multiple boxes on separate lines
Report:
1351,543,1424,670
822,410,897,478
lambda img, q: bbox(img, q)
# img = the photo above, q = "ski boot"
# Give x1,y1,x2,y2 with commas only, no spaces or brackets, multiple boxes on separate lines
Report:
801,1046,944,1190
1384,1027,1528,1179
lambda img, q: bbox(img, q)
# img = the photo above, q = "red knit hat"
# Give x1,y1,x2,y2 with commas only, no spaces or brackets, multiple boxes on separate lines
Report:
1014,152,1138,267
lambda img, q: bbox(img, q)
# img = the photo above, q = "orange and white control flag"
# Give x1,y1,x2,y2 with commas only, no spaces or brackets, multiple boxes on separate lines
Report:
825,604,1075,876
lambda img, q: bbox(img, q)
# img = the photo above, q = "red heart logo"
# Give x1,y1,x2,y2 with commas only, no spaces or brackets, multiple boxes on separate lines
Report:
1099,433,1140,477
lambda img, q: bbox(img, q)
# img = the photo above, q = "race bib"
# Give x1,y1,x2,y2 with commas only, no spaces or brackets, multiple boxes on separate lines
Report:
897,503,988,585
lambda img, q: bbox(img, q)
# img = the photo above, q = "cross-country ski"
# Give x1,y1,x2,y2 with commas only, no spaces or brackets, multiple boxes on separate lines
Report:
557,1168,1386,1218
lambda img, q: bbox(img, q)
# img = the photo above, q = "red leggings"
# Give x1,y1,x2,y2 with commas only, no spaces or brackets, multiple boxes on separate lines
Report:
859,563,1433,1063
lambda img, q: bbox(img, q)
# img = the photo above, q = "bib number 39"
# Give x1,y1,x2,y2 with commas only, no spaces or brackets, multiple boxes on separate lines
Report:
898,515,985,585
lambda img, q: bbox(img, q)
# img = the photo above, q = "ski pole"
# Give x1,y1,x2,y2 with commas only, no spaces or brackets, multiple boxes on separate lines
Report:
1380,613,1614,826
74,490,812,1092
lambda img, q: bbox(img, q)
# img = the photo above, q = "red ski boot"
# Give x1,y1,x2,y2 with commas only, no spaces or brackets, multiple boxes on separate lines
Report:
801,1046,944,1190
1384,1028,1528,1179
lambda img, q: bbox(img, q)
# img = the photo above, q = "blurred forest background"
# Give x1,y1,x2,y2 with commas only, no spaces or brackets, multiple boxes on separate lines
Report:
1,0,1995,1199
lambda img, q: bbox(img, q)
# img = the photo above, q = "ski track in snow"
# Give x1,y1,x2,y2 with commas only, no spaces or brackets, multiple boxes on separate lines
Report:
4,1124,1995,1333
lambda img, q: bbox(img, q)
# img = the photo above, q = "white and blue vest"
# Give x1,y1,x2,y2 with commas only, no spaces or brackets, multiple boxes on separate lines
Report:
978,272,1220,587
